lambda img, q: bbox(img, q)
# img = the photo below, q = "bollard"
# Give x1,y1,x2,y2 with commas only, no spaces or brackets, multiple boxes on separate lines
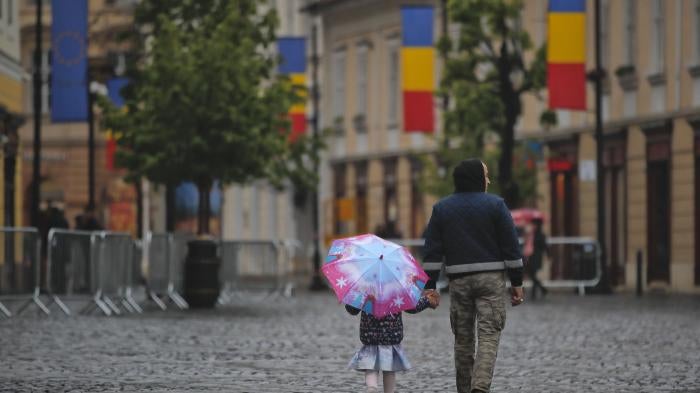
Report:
636,249,643,297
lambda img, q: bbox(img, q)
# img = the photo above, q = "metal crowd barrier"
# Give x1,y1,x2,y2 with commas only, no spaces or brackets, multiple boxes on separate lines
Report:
93,232,142,315
542,236,601,295
0,227,48,318
218,240,293,304
47,229,142,316
388,237,600,295
144,232,190,310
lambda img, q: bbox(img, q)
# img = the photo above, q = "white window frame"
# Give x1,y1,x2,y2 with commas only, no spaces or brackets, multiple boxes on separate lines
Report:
387,38,400,129
285,0,295,35
623,0,636,66
356,43,369,122
650,0,665,74
355,43,369,153
600,0,610,70
332,49,346,130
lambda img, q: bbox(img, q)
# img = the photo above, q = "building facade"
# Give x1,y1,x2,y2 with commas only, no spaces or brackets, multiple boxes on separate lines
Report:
18,0,136,232
316,0,441,247
314,0,700,293
518,0,700,293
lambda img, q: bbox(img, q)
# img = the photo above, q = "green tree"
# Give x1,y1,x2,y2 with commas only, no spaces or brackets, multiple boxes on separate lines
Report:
426,0,549,206
100,0,321,234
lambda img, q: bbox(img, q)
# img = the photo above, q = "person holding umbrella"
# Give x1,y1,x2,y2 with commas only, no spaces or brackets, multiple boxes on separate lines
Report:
528,217,549,300
322,234,440,393
422,159,524,393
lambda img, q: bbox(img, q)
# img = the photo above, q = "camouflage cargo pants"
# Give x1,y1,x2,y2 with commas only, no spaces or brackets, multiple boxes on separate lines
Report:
449,271,507,393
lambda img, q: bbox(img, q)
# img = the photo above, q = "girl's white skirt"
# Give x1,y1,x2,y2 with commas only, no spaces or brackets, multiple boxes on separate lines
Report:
348,344,411,372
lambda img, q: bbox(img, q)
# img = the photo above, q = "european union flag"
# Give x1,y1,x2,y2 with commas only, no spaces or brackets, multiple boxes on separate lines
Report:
51,0,88,122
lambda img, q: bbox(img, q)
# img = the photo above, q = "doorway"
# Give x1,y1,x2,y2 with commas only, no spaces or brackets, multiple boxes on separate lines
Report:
646,134,671,284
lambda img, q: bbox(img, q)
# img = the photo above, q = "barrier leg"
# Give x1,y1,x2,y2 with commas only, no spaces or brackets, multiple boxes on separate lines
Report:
0,301,12,318
33,289,51,315
15,297,51,316
102,296,122,315
125,289,143,313
148,291,167,310
167,284,189,309
79,301,98,316
52,295,72,316
169,291,189,310
120,298,135,313
577,283,585,296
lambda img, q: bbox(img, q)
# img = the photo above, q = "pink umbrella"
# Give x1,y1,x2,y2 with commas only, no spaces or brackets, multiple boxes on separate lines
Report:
511,208,544,227
322,234,429,318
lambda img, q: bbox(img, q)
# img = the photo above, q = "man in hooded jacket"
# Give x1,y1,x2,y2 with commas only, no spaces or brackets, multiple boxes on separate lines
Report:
422,158,524,393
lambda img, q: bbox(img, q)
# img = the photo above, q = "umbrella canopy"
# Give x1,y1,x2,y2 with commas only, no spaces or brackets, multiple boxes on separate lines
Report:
322,234,429,318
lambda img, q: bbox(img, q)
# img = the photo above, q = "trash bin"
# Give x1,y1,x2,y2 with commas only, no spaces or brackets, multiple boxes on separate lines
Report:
183,239,221,308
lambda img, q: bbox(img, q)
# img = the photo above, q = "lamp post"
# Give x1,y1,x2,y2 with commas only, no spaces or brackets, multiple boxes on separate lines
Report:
31,0,43,227
592,0,611,293
308,13,325,291
87,81,107,212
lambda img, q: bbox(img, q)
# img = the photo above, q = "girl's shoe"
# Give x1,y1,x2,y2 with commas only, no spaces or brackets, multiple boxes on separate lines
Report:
366,388,379,393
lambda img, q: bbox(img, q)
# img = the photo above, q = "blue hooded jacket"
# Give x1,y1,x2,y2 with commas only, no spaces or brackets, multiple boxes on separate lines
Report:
422,159,523,287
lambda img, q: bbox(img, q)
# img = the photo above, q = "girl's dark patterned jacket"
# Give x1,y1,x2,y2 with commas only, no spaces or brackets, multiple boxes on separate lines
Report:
345,297,431,346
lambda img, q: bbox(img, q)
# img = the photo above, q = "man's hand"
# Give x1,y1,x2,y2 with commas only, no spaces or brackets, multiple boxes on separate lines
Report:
423,289,440,308
510,286,524,306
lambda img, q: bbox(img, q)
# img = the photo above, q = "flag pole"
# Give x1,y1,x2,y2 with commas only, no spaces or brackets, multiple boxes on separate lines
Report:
593,0,611,293
308,11,325,291
31,0,43,227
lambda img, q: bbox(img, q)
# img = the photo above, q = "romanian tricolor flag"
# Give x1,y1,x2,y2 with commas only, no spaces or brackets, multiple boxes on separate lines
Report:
277,37,307,141
106,77,129,171
401,5,435,133
547,0,586,110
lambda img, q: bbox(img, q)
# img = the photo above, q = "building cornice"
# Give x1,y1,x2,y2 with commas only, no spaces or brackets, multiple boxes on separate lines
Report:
518,108,700,143
327,147,436,165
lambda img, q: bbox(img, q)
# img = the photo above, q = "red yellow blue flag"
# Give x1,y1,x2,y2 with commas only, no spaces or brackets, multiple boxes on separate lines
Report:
277,37,307,141
401,5,435,133
547,0,586,110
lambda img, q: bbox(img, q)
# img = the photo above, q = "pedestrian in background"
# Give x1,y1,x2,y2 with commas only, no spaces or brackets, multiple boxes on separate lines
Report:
345,291,439,393
75,206,103,231
527,218,548,300
422,158,524,393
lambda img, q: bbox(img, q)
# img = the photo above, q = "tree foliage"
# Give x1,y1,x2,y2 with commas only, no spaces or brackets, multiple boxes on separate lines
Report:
100,0,322,234
425,0,548,207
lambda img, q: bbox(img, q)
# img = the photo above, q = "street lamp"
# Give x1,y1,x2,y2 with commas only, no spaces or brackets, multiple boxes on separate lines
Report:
87,81,107,211
307,12,325,291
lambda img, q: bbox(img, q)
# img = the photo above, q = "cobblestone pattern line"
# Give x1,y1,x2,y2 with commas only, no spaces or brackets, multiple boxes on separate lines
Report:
0,293,699,392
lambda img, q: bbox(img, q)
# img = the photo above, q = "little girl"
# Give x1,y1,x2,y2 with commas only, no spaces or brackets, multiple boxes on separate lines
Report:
345,291,438,393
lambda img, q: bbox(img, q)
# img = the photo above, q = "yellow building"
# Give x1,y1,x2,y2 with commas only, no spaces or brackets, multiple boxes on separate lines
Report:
315,0,440,245
0,0,24,228
314,0,700,294
517,0,700,293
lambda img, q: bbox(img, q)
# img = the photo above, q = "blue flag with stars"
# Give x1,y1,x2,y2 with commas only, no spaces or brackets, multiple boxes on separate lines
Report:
51,0,88,122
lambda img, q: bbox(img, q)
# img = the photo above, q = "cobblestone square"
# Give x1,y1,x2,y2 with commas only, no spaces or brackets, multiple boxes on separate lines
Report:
1,293,699,392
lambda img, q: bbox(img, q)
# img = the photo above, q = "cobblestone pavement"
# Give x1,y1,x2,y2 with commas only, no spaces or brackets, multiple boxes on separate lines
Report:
0,292,699,393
